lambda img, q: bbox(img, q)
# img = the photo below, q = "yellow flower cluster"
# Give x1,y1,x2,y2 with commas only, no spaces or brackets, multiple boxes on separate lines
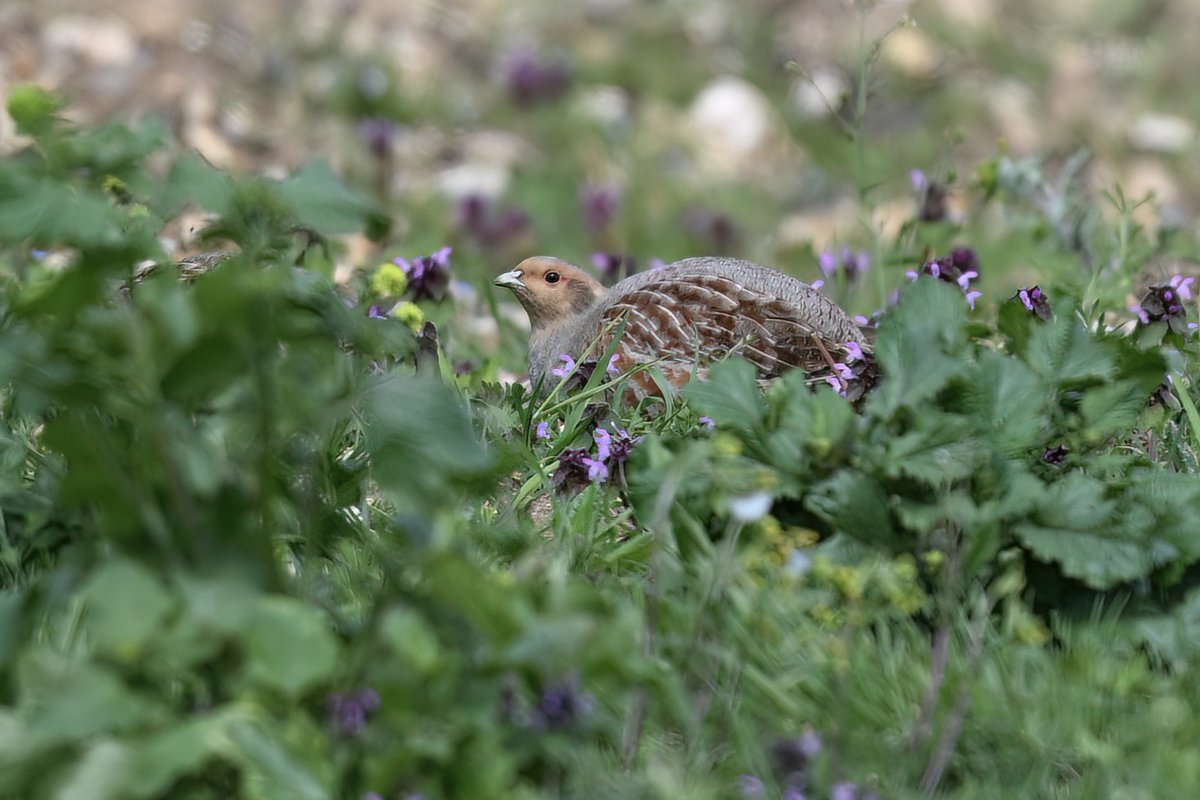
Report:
370,262,409,297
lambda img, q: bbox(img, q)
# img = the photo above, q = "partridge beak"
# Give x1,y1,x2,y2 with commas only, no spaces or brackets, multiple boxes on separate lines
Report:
493,270,525,290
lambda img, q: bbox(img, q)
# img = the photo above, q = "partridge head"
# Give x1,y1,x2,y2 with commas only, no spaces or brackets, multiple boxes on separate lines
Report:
494,256,872,397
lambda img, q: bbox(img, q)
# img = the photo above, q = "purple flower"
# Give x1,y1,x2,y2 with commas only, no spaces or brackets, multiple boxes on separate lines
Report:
397,247,452,302
833,362,854,381
533,674,594,729
916,177,948,222
648,257,667,271
580,183,621,232
1169,274,1195,301
824,375,848,396
593,428,612,462
738,774,766,797
965,290,982,310
909,168,927,191
456,194,530,246
607,428,639,464
583,456,609,482
327,688,381,736
1042,444,1069,465
606,353,621,374
817,247,870,281
811,279,826,291
535,421,551,440
699,416,716,430
551,353,576,379
772,730,822,774
1017,286,1052,320
1133,280,1194,334
505,49,572,108
845,341,864,362
356,118,396,159
367,304,389,319
554,448,594,492
591,252,636,283
783,789,808,800
912,248,982,310
683,208,739,254
831,782,859,800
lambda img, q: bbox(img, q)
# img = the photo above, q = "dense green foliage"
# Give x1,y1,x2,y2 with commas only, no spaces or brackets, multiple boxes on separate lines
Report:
2,68,1200,800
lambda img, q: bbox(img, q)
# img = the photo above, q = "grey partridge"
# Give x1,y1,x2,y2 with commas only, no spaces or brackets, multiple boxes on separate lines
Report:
495,256,871,397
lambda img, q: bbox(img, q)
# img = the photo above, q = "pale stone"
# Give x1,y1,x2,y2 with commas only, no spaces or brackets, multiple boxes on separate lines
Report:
790,67,848,120
437,162,510,202
687,76,775,173
882,26,939,79
43,15,137,68
1129,113,1195,154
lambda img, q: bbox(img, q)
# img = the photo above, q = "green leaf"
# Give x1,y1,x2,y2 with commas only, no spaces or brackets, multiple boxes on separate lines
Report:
1014,523,1152,589
159,151,236,216
1026,313,1115,386
82,558,174,662
225,718,330,800
278,160,379,236
1080,381,1151,444
6,84,64,136
243,596,339,697
17,650,147,744
964,349,1051,453
867,279,968,416
806,471,897,549
52,738,131,800
126,709,241,799
364,373,494,515
682,358,763,429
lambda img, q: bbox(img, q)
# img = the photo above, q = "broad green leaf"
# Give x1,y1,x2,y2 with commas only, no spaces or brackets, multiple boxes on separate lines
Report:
364,373,494,514
278,160,379,236
1080,381,1151,444
1026,313,1114,386
243,596,339,697
226,718,330,800
1035,474,1114,530
867,279,968,416
1014,524,1152,589
806,471,897,549
883,416,979,486
53,738,131,800
126,709,241,799
160,151,236,216
682,358,763,429
964,349,1051,453
17,650,147,744
82,558,174,662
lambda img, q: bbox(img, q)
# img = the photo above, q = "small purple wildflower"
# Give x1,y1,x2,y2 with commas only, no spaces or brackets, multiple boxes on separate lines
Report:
683,208,739,254
845,341,864,362
699,416,716,430
456,194,530,246
738,774,766,797
554,448,594,492
1169,274,1195,301
817,247,870,281
811,279,826,291
909,168,927,191
397,247,452,302
327,688,381,736
1017,286,1052,320
772,730,822,774
356,117,396,159
1042,444,1069,465
783,789,808,800
831,782,859,800
551,353,576,379
533,674,594,729
593,428,612,462
648,257,667,271
367,304,389,319
832,362,854,381
30,249,49,260
591,251,636,283
825,375,848,396
1134,278,1195,334
606,353,621,374
505,49,572,108
535,421,551,440
912,248,982,310
580,183,621,233
583,456,609,482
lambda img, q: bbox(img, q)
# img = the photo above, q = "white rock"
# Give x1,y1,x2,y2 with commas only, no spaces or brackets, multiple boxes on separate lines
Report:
688,77,774,172
790,67,848,119
1129,113,1195,154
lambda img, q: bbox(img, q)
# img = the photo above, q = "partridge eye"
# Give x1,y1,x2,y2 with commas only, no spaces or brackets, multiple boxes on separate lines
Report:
544,271,561,284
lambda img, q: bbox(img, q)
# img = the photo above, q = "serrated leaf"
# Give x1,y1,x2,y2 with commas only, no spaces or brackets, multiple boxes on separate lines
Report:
1026,314,1114,386
806,471,897,548
1080,381,1150,443
1015,523,1152,589
964,349,1051,452
1036,474,1115,529
126,709,242,799
17,650,147,744
884,417,980,486
867,279,968,416
682,359,763,429
225,719,330,800
160,151,236,216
